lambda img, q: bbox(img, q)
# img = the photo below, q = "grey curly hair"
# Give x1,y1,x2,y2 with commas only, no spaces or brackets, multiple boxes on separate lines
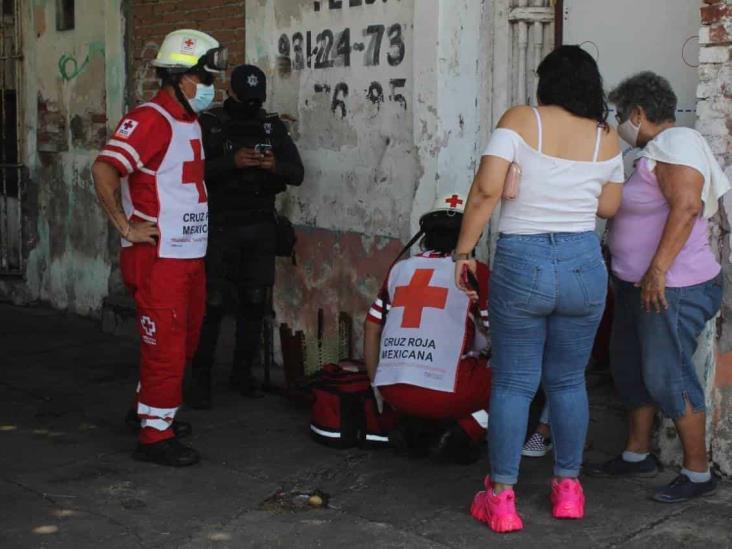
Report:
608,71,677,124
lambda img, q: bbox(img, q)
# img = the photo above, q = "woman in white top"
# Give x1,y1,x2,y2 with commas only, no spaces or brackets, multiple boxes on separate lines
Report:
454,46,625,533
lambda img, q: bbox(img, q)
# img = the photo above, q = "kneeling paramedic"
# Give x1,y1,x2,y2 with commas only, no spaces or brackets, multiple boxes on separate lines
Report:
93,29,227,466
363,194,492,464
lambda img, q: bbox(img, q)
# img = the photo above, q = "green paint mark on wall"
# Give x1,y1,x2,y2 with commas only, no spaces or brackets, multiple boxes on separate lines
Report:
58,42,105,82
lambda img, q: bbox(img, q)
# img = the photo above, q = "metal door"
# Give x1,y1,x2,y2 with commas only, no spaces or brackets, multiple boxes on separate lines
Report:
0,0,23,275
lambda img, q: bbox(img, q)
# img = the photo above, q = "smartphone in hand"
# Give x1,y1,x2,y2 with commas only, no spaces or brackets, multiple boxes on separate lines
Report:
461,264,481,295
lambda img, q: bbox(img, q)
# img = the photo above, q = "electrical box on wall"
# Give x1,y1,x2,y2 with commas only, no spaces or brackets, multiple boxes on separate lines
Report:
563,0,700,132
564,0,700,234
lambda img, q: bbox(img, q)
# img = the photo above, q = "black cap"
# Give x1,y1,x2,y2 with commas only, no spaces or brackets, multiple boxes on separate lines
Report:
231,64,266,101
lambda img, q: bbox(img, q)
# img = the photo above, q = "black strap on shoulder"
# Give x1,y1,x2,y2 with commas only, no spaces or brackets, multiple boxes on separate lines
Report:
390,230,423,271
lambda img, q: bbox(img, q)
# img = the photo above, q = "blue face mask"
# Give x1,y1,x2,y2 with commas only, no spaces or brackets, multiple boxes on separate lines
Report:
187,83,215,113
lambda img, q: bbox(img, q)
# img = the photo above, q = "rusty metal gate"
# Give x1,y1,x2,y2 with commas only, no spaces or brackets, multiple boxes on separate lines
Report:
0,0,23,275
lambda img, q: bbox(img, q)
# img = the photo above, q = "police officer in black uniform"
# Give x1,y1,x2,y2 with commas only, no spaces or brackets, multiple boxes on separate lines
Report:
189,65,304,408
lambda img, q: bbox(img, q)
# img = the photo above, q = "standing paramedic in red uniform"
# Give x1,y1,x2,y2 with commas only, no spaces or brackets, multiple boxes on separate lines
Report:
92,30,228,467
363,194,492,464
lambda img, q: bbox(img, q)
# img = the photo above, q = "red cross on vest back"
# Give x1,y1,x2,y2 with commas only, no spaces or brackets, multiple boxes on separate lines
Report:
445,195,463,208
392,269,448,328
122,121,134,131
184,39,194,48
182,139,206,204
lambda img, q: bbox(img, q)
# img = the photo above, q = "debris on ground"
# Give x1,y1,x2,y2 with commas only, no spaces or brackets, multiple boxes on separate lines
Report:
260,489,330,513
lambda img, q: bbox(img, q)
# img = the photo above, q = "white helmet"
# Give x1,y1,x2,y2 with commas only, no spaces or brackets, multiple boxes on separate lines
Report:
419,192,466,230
152,29,227,73
423,193,466,217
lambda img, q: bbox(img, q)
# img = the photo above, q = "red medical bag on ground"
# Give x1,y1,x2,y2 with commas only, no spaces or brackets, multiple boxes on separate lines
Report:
309,362,396,449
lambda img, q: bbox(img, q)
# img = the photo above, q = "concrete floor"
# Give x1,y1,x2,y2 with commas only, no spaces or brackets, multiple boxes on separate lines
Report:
1,303,731,549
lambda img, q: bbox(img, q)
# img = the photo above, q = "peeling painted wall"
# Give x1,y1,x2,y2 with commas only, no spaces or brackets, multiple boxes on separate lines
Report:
275,228,404,363
246,0,491,355
694,0,732,476
247,0,418,239
0,0,126,315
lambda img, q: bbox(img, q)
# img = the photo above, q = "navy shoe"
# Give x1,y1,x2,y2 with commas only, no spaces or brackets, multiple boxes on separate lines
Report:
653,473,717,503
584,454,659,478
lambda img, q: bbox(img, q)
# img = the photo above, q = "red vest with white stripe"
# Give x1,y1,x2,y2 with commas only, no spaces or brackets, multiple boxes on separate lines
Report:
120,102,209,259
373,255,470,393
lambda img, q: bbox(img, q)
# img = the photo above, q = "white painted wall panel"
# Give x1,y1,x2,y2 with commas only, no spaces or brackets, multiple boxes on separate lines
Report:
564,0,700,130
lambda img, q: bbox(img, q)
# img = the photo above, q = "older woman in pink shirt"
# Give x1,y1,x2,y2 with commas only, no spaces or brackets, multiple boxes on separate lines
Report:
586,72,729,504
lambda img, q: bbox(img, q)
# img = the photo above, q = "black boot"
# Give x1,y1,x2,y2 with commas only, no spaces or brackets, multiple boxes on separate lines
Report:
231,312,265,398
431,422,482,465
188,305,224,409
229,368,265,398
133,438,200,467
125,409,193,438
389,417,437,459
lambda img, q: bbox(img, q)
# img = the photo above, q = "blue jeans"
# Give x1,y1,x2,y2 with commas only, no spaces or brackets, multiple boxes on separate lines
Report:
488,232,607,484
610,275,722,419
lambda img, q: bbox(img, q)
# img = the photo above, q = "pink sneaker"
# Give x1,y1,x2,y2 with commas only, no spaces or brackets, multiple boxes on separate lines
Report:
551,478,585,519
470,477,524,533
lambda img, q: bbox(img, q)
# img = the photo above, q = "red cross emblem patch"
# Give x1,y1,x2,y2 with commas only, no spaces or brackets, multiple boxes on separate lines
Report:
114,119,138,139
181,37,197,53
141,316,156,338
140,315,158,346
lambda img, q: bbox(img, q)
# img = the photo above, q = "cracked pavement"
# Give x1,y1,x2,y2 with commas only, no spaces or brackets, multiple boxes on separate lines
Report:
1,304,731,548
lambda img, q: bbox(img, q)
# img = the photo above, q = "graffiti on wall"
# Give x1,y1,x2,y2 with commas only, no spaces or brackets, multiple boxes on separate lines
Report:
58,42,105,82
277,0,409,118
132,41,161,104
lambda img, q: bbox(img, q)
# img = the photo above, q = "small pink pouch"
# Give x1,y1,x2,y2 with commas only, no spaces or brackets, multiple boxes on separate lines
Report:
502,162,522,200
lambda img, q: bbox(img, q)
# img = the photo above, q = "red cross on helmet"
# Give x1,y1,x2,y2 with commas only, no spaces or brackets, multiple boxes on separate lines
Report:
418,192,466,232
425,193,466,216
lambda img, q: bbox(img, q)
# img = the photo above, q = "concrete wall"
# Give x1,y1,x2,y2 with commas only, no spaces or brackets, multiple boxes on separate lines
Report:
695,0,732,476
245,0,491,356
0,1,246,312
0,0,125,315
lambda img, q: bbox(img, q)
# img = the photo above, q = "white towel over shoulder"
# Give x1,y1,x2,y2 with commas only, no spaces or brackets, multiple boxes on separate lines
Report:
642,127,731,219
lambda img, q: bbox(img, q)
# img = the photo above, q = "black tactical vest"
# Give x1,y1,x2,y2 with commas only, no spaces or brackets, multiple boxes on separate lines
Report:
202,108,286,220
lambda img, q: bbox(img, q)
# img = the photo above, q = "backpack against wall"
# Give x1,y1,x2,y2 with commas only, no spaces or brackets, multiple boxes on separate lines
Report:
309,362,396,449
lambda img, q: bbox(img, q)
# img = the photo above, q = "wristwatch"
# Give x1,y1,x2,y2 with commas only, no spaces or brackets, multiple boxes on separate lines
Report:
451,251,472,262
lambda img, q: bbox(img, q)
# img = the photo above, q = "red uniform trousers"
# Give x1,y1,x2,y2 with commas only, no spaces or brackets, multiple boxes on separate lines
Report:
379,357,492,442
120,244,206,444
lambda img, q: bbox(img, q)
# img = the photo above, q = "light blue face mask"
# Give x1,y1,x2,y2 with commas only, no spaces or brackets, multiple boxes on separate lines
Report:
187,82,215,113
